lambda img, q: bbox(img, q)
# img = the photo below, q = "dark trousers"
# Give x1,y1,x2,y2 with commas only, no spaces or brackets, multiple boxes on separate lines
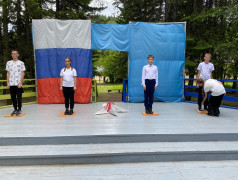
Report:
208,94,224,116
198,85,208,109
63,87,75,109
144,79,155,110
10,86,23,111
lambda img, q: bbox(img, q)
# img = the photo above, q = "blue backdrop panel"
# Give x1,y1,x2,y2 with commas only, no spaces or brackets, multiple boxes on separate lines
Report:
128,22,185,102
35,48,92,79
91,22,186,102
91,23,129,52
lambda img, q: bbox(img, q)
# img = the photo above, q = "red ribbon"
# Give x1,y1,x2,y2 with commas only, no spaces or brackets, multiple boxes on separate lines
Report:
105,101,114,112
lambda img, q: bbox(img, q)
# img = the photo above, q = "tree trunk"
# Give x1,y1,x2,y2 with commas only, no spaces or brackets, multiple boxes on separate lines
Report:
2,0,10,102
24,0,31,43
0,23,3,56
3,0,9,68
56,0,60,18
16,0,21,39
165,0,170,21
109,76,114,83
193,0,197,14
172,0,178,21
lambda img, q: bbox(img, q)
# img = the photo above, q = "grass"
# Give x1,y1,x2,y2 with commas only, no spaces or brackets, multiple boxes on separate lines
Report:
97,83,123,93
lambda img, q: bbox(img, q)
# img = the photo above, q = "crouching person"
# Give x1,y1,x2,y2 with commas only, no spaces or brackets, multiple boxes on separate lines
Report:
198,79,226,117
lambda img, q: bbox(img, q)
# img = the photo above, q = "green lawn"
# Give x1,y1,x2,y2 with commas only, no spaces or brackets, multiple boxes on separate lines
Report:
97,84,123,93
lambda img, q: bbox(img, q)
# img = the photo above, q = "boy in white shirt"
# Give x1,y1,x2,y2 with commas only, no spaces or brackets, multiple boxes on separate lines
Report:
197,79,226,117
6,50,26,116
142,55,158,114
197,53,214,111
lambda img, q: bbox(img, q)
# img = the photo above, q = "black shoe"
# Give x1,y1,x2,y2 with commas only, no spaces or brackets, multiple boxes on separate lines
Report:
149,109,153,114
16,110,21,116
208,113,219,117
198,108,203,112
11,110,17,116
64,109,69,115
204,107,208,111
145,109,150,114
69,109,74,115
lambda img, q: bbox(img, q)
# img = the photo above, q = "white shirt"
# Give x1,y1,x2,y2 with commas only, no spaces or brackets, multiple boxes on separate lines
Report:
142,64,158,86
60,68,77,87
204,79,226,96
6,60,26,86
197,62,214,80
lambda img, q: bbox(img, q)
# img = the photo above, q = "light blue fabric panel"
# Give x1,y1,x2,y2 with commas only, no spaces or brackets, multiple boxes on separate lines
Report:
128,22,185,102
91,23,129,52
91,22,186,102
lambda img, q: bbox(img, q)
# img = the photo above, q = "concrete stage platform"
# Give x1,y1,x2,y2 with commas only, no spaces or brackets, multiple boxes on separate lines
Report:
0,102,238,179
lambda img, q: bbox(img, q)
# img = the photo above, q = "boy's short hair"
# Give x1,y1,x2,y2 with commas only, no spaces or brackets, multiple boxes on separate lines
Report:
148,55,154,59
204,53,211,57
197,78,205,84
11,50,19,54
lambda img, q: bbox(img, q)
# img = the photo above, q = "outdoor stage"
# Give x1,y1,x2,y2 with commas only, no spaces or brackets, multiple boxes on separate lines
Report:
0,102,237,137
0,102,238,179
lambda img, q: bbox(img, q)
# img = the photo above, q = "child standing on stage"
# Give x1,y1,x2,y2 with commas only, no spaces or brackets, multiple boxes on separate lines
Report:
60,57,77,115
6,50,26,116
142,55,158,114
196,53,214,111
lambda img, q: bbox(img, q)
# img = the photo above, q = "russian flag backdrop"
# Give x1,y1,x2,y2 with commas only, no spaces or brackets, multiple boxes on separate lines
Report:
32,20,92,104
33,20,185,104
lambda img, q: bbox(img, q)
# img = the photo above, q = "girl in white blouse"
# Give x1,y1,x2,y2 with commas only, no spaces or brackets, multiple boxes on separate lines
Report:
60,57,77,115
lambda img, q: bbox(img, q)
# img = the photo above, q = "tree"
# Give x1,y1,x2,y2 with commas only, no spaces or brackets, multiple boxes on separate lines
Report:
1,0,11,79
55,0,105,20
0,0,105,80
95,50,128,83
113,0,238,91
0,0,237,84
114,0,164,23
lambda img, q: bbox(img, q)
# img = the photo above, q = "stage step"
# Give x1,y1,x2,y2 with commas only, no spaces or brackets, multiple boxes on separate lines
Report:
1,142,238,165
1,133,238,146
1,161,238,179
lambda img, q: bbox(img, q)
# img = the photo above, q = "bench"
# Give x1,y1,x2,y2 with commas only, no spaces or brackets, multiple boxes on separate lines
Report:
108,89,122,93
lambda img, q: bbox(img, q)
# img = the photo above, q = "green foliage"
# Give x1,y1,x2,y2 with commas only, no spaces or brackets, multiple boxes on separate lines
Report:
0,0,237,83
114,0,164,23
97,84,123,93
94,50,128,83
114,0,237,82
0,0,105,80
91,15,117,24
91,15,123,83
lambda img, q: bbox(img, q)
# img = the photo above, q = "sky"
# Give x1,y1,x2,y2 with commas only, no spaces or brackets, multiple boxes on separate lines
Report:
90,0,120,16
